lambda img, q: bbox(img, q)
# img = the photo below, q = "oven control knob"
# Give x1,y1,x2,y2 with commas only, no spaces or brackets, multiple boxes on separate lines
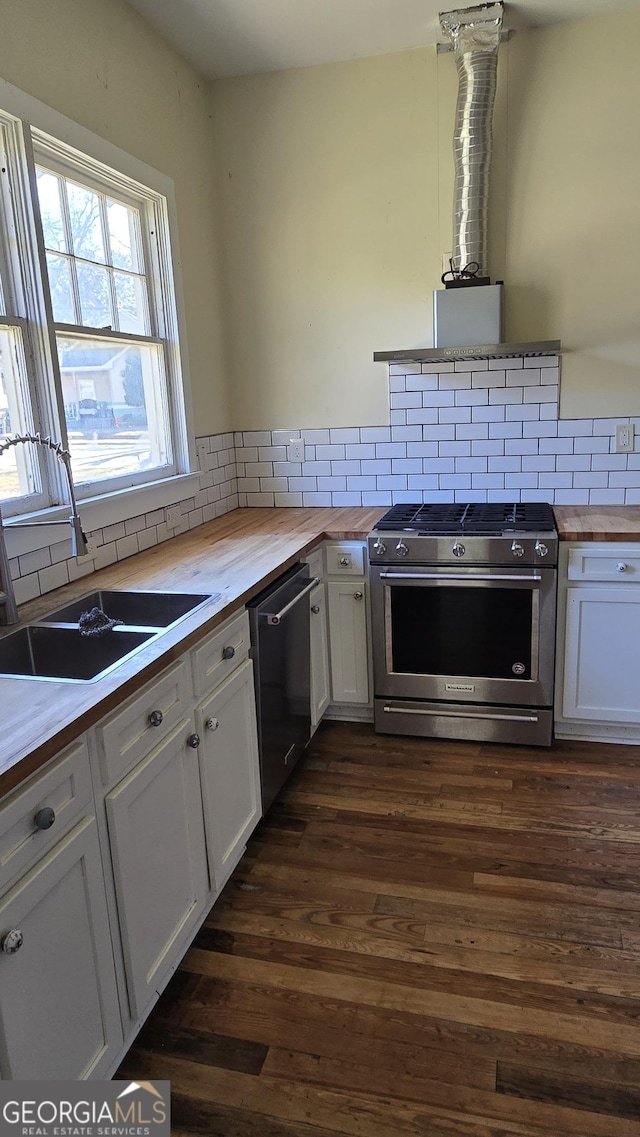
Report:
395,540,409,557
511,541,525,558
535,541,549,558
452,541,465,557
372,538,386,556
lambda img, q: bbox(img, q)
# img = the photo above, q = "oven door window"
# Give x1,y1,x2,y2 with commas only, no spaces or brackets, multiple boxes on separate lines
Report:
389,583,534,680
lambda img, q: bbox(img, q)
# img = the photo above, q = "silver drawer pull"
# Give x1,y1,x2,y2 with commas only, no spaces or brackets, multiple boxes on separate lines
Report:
353,591,363,600
34,806,56,831
205,718,219,732
311,604,320,614
616,562,628,573
339,556,350,566
2,929,24,955
222,645,235,660
148,709,163,727
187,733,200,749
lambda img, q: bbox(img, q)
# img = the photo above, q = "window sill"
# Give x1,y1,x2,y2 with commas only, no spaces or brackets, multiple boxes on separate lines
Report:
4,472,201,559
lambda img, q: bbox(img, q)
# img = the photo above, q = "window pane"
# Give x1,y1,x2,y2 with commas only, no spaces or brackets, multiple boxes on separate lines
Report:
58,334,171,488
0,326,38,502
36,170,67,253
107,200,139,271
76,261,111,328
114,271,148,334
67,182,105,264
46,253,76,324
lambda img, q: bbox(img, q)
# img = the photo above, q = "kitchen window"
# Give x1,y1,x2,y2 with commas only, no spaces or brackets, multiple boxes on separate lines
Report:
0,102,190,522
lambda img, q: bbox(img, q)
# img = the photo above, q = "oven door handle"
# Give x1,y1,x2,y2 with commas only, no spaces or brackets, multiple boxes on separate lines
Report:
378,571,542,583
382,704,539,723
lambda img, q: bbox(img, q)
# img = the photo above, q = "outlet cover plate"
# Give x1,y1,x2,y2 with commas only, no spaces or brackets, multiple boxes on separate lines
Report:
166,505,181,528
615,423,635,453
287,438,304,463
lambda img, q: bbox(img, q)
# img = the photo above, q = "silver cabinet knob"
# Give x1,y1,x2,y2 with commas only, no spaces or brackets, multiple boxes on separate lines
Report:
535,541,549,558
395,541,409,557
205,718,219,731
353,591,363,600
187,733,200,749
452,541,465,557
34,807,55,831
222,645,235,660
339,556,350,566
311,604,320,614
2,929,23,955
373,538,386,556
148,710,163,727
617,562,628,573
511,541,525,558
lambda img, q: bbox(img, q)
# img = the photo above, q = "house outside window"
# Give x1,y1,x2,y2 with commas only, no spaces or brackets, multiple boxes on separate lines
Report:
0,99,192,523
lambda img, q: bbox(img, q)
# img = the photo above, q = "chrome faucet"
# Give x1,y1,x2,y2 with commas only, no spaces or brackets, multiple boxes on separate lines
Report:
0,432,88,625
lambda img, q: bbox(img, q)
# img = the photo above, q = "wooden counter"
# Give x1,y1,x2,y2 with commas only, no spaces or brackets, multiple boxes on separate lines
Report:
554,506,640,542
0,507,384,797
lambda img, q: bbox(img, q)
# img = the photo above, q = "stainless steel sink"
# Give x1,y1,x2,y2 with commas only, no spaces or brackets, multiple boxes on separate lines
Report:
0,589,220,681
41,589,215,630
0,625,155,681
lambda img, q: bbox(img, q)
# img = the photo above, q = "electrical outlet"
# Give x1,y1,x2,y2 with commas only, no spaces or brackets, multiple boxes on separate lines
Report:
196,440,208,470
287,438,304,463
165,505,181,528
77,534,98,560
615,423,635,453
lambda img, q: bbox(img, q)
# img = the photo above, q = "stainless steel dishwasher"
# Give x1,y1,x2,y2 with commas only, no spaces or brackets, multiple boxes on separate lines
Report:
247,562,319,814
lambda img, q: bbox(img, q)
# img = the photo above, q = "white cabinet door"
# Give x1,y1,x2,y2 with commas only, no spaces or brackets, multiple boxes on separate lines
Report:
105,721,208,1021
309,581,330,729
563,586,640,722
0,818,122,1080
327,580,369,704
195,658,261,893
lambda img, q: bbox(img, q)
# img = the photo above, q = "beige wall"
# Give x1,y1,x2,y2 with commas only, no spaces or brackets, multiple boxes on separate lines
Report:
0,0,230,436
504,14,640,418
210,10,640,428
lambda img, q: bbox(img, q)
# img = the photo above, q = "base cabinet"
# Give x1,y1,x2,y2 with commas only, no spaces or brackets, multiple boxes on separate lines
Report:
327,580,369,705
0,818,122,1079
309,581,330,728
563,586,640,722
105,721,209,1021
195,658,261,892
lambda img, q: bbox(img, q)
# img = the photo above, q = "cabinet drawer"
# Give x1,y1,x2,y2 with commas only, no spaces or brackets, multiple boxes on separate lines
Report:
0,738,93,892
568,546,640,582
191,609,250,699
325,542,365,576
96,660,190,786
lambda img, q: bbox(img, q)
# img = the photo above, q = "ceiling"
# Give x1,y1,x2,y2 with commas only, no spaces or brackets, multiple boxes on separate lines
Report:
125,0,640,79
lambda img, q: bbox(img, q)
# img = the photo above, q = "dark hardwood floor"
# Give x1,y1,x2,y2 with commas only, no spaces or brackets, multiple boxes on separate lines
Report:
118,721,640,1135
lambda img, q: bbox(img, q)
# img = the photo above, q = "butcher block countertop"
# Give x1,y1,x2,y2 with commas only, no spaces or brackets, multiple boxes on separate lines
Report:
554,506,640,542
0,507,384,798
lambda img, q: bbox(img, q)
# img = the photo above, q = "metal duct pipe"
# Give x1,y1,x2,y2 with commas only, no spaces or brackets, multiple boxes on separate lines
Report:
439,2,503,278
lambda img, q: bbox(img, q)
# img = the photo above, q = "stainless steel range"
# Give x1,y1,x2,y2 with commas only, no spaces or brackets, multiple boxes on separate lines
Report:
368,502,558,746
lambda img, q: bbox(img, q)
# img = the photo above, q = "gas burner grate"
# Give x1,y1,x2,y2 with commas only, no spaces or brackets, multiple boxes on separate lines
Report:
373,502,555,535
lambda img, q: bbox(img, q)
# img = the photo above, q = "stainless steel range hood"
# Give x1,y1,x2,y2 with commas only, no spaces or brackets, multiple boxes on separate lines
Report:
374,339,561,365
375,3,561,369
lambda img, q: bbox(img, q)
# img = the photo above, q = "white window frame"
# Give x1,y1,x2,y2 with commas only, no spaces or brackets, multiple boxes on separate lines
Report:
0,77,198,555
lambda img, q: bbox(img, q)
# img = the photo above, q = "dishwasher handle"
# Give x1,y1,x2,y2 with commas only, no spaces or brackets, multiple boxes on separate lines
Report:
263,577,321,625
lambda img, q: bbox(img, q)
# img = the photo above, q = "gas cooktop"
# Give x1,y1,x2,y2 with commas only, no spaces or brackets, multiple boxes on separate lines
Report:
372,502,556,536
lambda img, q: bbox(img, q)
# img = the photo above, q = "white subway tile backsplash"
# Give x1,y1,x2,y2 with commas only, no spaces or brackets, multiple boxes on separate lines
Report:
472,405,505,423
391,427,422,442
360,427,391,443
439,441,471,458
406,374,439,391
456,423,489,440
316,444,346,460
589,489,625,505
346,443,376,459
439,407,471,424
406,409,439,425
472,439,504,456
